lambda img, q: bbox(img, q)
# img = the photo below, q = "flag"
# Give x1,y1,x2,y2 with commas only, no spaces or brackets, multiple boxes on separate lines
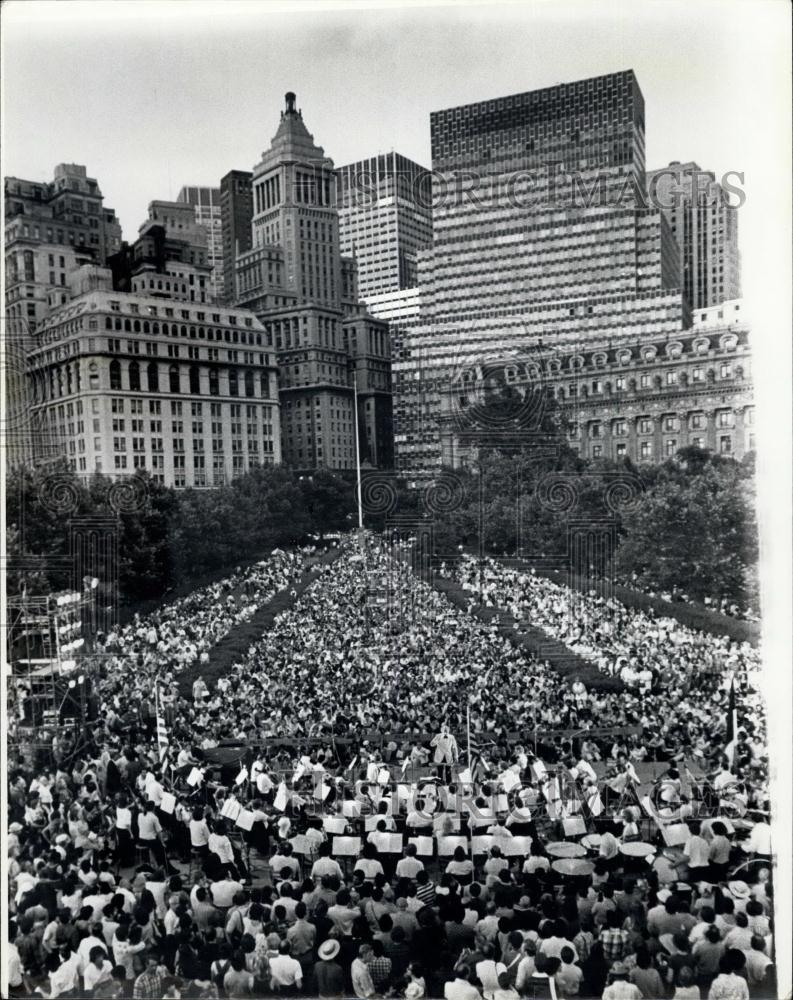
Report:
724,676,738,767
155,685,169,763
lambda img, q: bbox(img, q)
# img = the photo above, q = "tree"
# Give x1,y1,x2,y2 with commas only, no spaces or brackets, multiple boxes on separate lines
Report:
615,461,758,605
299,469,355,536
5,460,91,594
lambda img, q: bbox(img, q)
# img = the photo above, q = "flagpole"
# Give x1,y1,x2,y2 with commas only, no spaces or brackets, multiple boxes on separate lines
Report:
466,697,474,866
466,698,472,772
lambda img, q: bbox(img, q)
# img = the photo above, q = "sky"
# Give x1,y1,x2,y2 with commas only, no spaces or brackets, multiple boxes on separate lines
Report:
1,0,788,242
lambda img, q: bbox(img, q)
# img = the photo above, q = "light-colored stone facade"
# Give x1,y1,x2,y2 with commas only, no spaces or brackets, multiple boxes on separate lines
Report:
25,268,281,487
438,323,754,467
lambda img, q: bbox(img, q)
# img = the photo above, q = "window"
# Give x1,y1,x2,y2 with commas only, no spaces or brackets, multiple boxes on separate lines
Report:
615,443,627,458
169,365,181,393
719,435,732,454
720,362,732,379
665,439,677,456
692,367,704,382
128,361,140,391
109,359,121,390
592,444,602,458
718,411,732,428
189,365,200,394
244,369,255,397
615,376,625,391
147,362,159,392
663,416,677,432
209,369,219,396
666,371,678,385
639,417,652,434
640,441,653,460
228,368,239,397
613,420,627,437
640,373,650,388
590,422,602,439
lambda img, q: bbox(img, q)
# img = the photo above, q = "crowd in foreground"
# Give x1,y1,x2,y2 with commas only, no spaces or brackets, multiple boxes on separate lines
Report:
6,536,775,999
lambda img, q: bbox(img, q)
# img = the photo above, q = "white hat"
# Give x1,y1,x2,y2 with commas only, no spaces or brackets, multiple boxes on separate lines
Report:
318,939,340,961
727,880,751,899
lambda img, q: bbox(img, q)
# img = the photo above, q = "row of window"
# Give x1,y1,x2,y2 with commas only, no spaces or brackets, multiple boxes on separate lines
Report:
583,435,750,460
569,409,749,437
107,360,271,398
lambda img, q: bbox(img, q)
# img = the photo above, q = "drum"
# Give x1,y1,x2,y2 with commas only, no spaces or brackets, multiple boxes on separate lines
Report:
546,841,587,858
552,858,595,877
619,841,656,857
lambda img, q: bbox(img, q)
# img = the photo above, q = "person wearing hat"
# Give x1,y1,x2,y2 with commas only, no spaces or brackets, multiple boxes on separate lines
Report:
725,881,751,913
601,961,643,999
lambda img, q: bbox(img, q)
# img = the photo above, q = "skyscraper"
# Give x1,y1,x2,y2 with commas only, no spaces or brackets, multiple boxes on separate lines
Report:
235,93,393,471
393,69,689,475
4,164,123,333
177,186,224,301
337,152,432,300
647,161,741,310
220,170,253,303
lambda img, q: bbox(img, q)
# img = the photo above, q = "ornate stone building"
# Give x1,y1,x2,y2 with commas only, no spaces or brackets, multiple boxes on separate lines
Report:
439,323,753,466
25,265,280,487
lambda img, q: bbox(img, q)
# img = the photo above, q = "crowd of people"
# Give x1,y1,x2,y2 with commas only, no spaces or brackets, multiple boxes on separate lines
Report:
6,535,775,999
448,556,761,694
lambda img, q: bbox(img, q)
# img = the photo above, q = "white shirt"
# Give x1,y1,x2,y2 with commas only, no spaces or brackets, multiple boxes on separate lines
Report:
137,811,162,840
684,834,711,868
84,959,113,992
744,822,772,855
396,857,425,879
208,832,234,863
49,955,81,997
311,857,344,881
77,935,105,973
475,959,507,1000
269,953,303,986
445,979,483,1000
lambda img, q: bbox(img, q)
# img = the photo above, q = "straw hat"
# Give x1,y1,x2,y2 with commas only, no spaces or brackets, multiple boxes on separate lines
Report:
727,880,751,900
318,939,340,961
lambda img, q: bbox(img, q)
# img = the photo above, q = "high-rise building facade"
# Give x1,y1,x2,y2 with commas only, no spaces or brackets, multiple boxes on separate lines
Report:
177,186,224,302
24,264,280,487
647,161,741,310
337,152,433,300
235,93,393,471
393,70,690,476
142,201,209,267
108,224,214,304
220,170,253,303
5,164,123,333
